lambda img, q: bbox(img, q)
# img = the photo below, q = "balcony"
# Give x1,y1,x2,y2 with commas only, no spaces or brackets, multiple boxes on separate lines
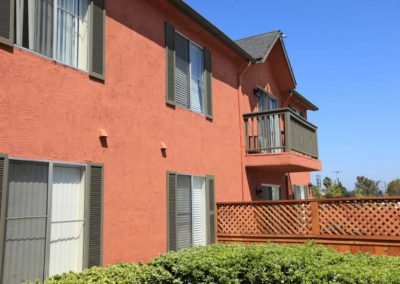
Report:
243,108,322,172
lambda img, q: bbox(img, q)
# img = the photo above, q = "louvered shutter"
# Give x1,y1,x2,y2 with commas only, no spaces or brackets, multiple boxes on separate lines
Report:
87,163,104,267
174,33,190,109
89,0,105,80
0,154,8,277
167,171,177,251
176,175,192,250
206,175,216,244
204,48,213,119
165,22,176,105
0,0,14,46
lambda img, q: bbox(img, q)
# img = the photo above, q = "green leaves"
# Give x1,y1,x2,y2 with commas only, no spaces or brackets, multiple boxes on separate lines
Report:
46,243,400,284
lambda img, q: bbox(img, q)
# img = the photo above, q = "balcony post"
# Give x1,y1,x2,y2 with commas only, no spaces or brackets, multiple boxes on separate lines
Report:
284,111,291,152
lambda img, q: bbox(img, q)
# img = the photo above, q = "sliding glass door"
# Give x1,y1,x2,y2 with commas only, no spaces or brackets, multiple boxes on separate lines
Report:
1,161,86,284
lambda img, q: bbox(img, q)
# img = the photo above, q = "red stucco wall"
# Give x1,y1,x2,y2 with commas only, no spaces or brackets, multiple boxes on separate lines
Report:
0,0,317,264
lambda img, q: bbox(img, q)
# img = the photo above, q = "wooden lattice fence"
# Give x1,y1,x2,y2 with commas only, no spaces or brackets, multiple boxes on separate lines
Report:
217,197,400,255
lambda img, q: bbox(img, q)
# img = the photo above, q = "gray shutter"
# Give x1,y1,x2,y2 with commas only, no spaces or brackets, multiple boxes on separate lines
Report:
204,48,213,119
87,163,104,267
0,0,14,46
206,175,216,244
0,154,8,280
174,33,190,109
166,171,177,251
165,22,176,106
89,0,105,80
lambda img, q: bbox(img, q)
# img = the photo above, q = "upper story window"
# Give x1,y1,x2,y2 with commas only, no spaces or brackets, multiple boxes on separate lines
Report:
165,23,213,119
175,33,205,114
0,0,105,80
15,0,90,71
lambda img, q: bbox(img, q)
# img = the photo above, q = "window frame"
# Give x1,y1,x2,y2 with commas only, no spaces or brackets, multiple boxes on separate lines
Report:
260,183,282,201
174,30,206,115
13,0,91,73
257,88,279,112
293,184,309,200
176,173,207,247
2,156,89,281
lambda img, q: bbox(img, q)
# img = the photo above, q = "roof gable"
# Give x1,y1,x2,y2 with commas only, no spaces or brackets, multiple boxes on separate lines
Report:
235,31,281,61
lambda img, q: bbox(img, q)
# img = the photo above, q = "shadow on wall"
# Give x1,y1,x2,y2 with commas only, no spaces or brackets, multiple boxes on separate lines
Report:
106,0,242,89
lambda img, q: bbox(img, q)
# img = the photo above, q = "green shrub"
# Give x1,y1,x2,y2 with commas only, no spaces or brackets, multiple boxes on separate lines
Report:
47,243,400,283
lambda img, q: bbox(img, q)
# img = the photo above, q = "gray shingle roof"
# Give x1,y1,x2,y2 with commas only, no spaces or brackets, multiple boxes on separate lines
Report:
235,31,281,61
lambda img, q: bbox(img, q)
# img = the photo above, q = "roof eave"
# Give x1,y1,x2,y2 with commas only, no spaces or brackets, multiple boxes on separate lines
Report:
167,0,256,64
290,89,319,111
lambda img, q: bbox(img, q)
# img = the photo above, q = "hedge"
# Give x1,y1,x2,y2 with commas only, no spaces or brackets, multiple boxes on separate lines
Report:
46,243,400,283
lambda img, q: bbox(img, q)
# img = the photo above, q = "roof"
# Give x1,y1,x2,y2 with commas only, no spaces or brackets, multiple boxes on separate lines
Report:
167,0,256,63
235,31,281,61
290,89,319,111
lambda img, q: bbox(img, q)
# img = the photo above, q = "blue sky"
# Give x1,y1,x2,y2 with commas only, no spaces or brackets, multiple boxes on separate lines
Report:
185,0,400,191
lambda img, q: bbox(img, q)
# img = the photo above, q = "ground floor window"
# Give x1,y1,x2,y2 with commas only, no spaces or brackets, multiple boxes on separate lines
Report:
0,157,103,284
259,184,282,200
167,172,215,251
294,185,309,200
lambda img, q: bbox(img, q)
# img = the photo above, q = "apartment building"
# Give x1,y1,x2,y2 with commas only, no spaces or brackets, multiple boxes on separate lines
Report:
0,0,321,283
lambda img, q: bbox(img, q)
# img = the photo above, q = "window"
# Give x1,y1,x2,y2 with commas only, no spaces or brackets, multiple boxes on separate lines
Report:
15,0,90,71
294,185,309,200
0,157,104,284
259,184,281,200
165,23,213,118
167,172,215,251
175,33,205,113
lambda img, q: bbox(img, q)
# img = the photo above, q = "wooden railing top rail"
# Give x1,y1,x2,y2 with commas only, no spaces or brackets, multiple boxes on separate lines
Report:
243,108,318,131
217,196,400,206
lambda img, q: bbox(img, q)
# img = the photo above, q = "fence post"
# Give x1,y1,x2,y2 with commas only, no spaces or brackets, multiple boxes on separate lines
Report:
310,201,320,236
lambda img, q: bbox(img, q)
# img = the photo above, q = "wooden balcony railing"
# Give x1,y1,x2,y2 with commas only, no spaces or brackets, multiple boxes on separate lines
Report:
217,197,400,255
243,108,318,159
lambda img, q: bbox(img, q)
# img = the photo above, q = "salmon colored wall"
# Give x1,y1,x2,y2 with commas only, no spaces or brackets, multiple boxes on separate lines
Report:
238,43,312,201
0,0,249,264
0,0,317,265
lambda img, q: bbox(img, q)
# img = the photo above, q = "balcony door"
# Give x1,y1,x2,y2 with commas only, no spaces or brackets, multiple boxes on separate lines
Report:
258,92,281,153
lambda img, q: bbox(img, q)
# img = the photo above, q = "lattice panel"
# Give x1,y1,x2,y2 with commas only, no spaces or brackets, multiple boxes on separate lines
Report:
217,202,312,235
318,199,400,237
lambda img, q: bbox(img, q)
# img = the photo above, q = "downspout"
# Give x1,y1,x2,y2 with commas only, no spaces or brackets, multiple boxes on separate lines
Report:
237,61,252,201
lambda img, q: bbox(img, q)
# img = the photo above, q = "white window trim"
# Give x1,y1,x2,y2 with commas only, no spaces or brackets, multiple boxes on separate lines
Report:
174,30,206,116
6,157,88,278
14,0,91,73
176,173,207,248
261,183,282,201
